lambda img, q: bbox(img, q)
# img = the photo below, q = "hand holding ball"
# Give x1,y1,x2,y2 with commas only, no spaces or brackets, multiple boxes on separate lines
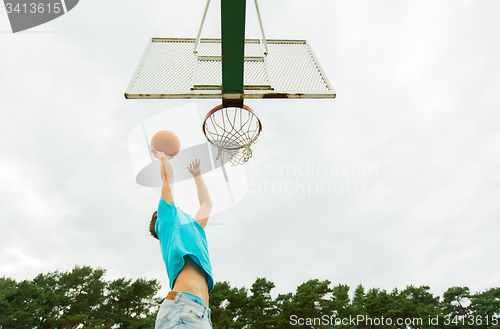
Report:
151,130,181,158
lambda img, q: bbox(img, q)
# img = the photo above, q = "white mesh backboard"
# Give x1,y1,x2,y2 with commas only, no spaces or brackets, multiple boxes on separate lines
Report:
125,38,335,99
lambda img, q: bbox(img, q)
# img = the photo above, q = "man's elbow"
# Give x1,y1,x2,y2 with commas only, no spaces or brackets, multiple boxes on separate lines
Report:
202,201,212,210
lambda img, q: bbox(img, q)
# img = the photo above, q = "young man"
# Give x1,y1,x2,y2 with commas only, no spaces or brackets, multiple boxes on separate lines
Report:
149,148,214,329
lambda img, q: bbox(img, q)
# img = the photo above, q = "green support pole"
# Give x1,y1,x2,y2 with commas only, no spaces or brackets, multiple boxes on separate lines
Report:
221,0,246,107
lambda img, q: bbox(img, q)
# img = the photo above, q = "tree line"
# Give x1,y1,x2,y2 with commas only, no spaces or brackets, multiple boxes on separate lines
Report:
1,265,499,328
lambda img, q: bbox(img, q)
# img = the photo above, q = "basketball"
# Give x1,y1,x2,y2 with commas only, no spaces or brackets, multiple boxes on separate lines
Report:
151,130,181,157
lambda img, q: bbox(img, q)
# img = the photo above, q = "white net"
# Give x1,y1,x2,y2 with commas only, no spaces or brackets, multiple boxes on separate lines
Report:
203,106,262,166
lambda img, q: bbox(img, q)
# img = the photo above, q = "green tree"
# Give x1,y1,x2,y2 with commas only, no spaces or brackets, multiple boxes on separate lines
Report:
441,286,471,329
275,292,294,329
0,277,18,327
26,265,109,328
469,287,500,329
342,284,368,329
329,284,354,328
103,277,161,328
362,288,395,329
0,266,161,329
387,285,440,329
352,284,367,315
243,278,278,328
210,281,248,329
277,279,334,329
4,267,500,329
0,277,40,328
331,284,350,315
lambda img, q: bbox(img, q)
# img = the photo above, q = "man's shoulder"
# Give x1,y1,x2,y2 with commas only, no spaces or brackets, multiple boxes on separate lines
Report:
158,198,177,215
159,196,175,207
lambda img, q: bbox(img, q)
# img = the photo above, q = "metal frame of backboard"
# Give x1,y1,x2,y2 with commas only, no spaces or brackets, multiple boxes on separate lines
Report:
125,38,336,99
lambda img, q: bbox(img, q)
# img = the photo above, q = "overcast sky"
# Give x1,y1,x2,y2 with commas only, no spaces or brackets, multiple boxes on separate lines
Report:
1,0,499,300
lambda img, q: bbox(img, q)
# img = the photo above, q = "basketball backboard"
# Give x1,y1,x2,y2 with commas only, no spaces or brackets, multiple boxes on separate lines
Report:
125,38,336,100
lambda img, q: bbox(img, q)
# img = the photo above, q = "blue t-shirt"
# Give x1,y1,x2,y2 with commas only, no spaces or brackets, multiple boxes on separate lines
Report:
155,197,214,292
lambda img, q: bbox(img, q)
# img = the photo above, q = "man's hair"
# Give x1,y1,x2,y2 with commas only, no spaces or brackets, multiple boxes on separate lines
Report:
150,211,158,240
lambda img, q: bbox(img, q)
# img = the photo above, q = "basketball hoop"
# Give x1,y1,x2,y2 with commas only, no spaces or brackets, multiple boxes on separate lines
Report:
202,104,262,166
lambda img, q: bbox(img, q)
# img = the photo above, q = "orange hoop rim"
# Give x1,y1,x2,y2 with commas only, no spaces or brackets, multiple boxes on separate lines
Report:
202,104,263,150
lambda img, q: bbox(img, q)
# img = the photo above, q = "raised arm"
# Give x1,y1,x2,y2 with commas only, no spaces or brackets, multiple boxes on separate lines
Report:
152,148,174,205
187,159,212,229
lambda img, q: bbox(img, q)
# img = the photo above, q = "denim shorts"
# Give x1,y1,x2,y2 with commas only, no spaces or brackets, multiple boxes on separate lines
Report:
155,292,212,329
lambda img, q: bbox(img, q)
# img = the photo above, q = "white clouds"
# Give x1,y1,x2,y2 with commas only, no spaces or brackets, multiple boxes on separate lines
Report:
0,151,79,278
0,249,44,274
0,151,75,224
1,0,499,299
